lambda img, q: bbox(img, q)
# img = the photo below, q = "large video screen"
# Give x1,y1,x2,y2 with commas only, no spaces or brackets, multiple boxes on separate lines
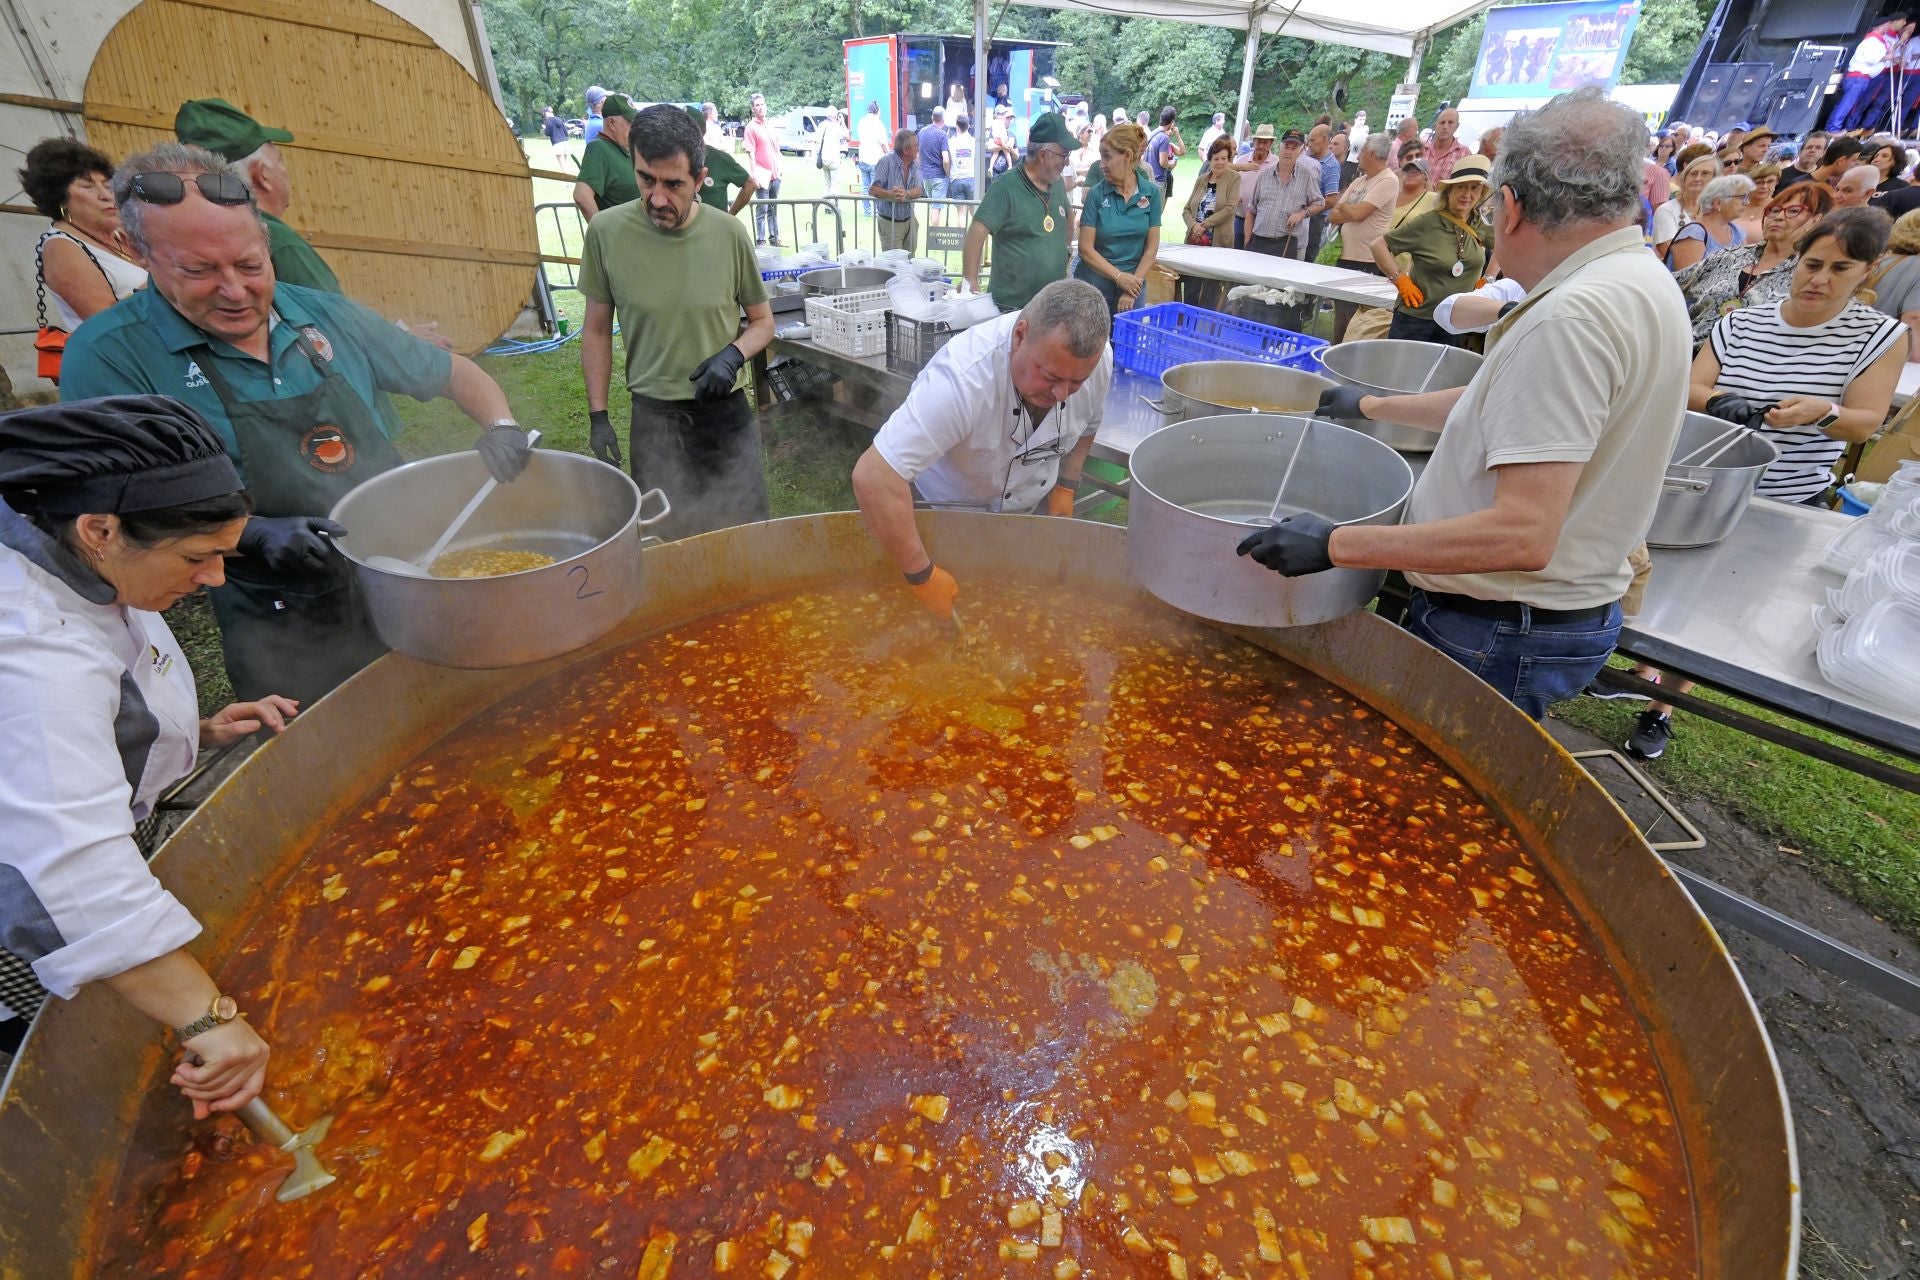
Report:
1472,0,1644,100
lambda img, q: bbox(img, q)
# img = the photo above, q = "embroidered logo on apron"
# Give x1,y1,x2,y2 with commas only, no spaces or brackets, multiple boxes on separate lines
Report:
300,424,356,472
148,644,174,677
299,328,334,362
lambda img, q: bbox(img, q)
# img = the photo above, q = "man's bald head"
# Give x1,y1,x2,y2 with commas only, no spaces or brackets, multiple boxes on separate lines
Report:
1835,165,1881,207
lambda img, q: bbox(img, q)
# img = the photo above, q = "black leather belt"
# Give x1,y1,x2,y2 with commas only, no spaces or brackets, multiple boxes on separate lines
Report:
1419,590,1614,626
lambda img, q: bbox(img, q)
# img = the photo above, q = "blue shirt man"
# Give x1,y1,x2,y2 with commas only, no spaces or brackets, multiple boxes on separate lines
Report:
583,85,608,144
918,111,951,198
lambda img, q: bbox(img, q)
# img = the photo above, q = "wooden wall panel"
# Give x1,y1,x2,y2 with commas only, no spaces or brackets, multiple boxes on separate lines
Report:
83,0,536,353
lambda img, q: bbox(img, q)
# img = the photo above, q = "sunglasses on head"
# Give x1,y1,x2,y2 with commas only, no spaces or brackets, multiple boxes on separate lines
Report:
130,171,254,207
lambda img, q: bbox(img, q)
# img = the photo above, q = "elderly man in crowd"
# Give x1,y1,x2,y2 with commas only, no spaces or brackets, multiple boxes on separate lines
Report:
963,112,1075,312
1835,164,1881,207
175,98,337,293
1388,115,1421,164
851,280,1112,620
1477,127,1504,160
1327,134,1398,339
1231,124,1277,249
1780,130,1828,188
1242,87,1691,721
60,143,531,705
574,93,638,221
1426,107,1470,182
1244,128,1328,260
582,86,608,144
1304,123,1342,257
869,128,925,253
581,105,773,542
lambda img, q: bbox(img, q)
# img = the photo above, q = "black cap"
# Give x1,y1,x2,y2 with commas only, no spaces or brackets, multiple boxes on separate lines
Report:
0,396,243,517
1280,128,1306,144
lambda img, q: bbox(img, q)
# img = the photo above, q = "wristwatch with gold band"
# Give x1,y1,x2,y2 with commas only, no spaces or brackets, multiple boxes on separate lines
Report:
173,993,239,1043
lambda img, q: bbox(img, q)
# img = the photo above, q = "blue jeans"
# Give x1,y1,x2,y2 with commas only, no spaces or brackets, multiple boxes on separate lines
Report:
856,161,874,215
1405,589,1623,721
754,177,782,244
949,177,974,200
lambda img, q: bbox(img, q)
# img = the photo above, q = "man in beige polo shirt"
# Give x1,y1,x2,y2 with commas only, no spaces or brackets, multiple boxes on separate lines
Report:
1325,133,1398,341
1238,87,1690,720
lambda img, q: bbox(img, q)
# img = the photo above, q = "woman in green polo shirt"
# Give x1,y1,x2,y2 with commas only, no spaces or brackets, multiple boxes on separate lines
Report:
1369,153,1494,345
1074,123,1164,315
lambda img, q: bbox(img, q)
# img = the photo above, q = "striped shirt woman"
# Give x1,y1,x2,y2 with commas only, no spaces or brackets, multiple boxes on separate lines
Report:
1705,302,1906,501
1692,209,1911,505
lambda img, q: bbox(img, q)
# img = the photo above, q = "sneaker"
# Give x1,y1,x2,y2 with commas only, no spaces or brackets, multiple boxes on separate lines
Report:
1626,710,1673,760
1584,677,1650,701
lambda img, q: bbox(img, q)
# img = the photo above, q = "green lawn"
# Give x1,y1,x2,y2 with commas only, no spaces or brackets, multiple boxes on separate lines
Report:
165,139,1917,941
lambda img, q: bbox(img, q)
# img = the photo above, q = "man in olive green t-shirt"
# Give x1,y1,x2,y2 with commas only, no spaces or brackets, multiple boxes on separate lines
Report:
962,111,1075,312
580,105,775,541
575,94,641,219
685,107,758,214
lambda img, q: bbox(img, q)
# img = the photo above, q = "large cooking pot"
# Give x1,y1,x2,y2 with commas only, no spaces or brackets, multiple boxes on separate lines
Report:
0,513,1795,1279
1314,339,1485,453
1646,410,1782,549
1141,359,1336,422
328,449,669,668
799,265,896,295
1127,412,1413,626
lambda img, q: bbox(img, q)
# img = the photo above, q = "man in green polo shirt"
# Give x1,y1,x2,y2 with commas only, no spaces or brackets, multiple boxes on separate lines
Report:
61,141,532,706
961,111,1075,312
581,105,774,541
686,106,757,214
175,97,339,293
575,93,640,220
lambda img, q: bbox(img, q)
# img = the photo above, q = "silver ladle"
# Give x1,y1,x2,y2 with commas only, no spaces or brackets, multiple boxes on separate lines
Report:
365,429,542,577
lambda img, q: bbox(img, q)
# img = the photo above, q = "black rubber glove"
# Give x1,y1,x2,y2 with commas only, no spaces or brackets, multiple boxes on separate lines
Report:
237,516,346,576
1315,385,1371,421
1704,393,1774,429
474,424,532,483
1235,513,1338,577
688,343,746,402
588,410,622,466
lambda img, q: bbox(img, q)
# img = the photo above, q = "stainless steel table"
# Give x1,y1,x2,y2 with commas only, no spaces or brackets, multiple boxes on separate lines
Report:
1620,498,1920,763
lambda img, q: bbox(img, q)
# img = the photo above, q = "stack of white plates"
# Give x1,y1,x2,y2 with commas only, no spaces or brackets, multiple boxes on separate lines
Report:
1829,541,1920,619
1821,460,1920,574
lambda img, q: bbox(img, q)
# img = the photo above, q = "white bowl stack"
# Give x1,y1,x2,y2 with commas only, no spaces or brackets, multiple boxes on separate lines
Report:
1816,460,1920,713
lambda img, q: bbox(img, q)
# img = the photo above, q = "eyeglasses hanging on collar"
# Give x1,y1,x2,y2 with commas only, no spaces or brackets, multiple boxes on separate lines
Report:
1008,401,1068,465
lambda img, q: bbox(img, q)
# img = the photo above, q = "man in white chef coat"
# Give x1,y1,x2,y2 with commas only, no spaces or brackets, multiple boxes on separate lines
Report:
851,279,1112,620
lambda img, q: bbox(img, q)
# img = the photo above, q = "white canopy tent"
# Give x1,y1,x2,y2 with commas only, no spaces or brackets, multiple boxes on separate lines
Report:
983,0,1498,148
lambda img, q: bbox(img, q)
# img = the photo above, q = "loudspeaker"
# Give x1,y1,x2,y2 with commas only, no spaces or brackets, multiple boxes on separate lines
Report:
1759,76,1823,136
1787,41,1849,87
1690,62,1780,130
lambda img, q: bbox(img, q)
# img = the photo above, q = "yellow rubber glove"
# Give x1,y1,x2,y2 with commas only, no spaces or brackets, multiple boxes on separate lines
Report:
1394,274,1426,308
906,565,960,620
1046,484,1076,517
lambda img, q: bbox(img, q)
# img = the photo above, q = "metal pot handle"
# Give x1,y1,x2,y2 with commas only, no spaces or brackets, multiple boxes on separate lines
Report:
1661,477,1711,495
636,488,673,528
1139,393,1173,415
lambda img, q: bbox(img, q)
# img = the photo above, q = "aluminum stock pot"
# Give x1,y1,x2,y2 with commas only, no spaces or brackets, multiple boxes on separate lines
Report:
798,265,897,295
1126,412,1414,627
1314,339,1485,453
329,449,669,668
1646,411,1782,549
1141,360,1337,423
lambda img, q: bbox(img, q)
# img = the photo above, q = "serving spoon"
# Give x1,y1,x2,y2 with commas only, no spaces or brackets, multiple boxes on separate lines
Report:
365,430,542,577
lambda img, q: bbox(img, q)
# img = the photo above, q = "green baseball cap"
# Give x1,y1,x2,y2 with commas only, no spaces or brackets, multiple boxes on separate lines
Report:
601,94,636,122
1027,111,1075,151
174,97,294,162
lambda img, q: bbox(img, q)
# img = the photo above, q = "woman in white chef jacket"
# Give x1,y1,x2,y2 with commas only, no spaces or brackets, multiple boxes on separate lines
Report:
0,395,291,1117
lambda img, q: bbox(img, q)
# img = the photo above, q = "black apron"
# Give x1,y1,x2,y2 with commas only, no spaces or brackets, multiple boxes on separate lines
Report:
200,323,403,704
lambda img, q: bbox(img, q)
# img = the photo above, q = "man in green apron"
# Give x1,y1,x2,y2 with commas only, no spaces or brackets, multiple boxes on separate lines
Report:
61,142,532,705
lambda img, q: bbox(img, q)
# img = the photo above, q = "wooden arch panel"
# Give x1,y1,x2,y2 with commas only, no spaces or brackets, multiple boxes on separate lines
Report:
83,0,537,353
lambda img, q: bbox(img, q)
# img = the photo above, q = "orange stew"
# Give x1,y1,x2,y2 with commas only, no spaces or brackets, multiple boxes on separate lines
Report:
98,582,1695,1278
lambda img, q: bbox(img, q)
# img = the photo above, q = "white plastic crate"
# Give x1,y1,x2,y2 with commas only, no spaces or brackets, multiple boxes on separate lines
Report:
804,288,891,358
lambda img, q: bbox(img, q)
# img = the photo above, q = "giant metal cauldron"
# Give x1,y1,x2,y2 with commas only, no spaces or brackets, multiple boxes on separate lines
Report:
0,513,1796,1278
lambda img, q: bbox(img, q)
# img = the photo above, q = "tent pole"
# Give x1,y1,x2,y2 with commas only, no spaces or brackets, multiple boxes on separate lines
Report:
1405,31,1428,85
975,0,992,193
1233,4,1269,144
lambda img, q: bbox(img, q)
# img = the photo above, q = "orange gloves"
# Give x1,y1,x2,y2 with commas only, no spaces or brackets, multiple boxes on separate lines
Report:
1394,274,1426,308
906,564,960,620
1047,484,1076,517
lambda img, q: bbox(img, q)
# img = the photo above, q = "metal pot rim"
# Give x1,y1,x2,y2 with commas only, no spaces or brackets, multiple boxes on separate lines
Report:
1128,412,1416,532
327,450,645,581
1314,339,1483,397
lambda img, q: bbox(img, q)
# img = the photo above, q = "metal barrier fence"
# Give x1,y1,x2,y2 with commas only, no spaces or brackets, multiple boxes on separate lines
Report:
534,194,987,296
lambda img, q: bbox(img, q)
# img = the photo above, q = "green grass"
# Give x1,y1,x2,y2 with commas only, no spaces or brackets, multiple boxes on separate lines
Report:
1554,659,1920,938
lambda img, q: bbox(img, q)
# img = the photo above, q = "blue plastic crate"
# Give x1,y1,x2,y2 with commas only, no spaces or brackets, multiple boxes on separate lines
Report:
760,265,817,282
1111,302,1328,379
